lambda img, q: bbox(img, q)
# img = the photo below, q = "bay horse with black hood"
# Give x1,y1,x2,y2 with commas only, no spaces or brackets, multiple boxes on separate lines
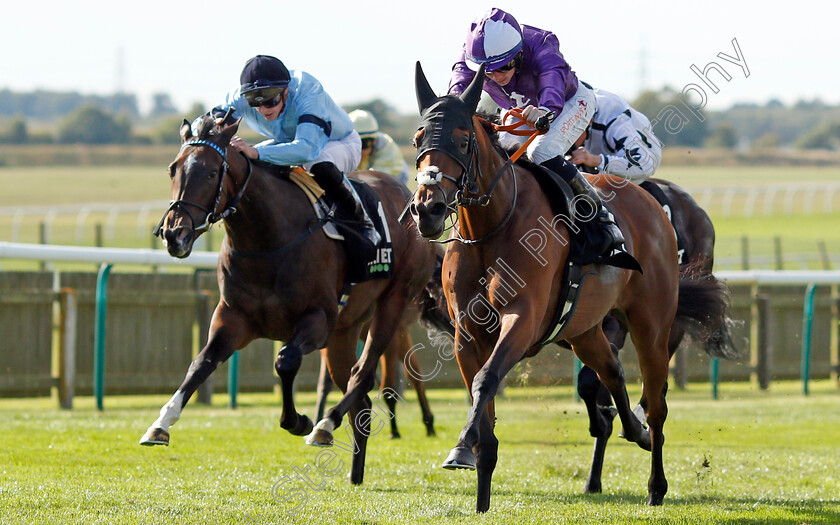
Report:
409,62,728,512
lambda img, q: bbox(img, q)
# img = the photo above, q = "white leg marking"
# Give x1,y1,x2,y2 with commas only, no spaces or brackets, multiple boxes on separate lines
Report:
149,391,185,432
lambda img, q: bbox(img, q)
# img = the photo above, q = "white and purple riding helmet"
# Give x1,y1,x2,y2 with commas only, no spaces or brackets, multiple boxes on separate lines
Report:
463,8,523,72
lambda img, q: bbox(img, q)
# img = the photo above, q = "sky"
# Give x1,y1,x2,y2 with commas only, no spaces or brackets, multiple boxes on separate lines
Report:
2,0,838,116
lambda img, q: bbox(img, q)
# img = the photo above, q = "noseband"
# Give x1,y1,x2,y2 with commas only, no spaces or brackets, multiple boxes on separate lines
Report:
154,139,252,238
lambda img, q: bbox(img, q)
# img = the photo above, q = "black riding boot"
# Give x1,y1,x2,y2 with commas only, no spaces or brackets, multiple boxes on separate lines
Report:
310,162,380,246
540,155,625,250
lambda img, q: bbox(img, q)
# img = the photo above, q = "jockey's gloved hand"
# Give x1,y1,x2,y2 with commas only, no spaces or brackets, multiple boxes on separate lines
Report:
522,105,549,130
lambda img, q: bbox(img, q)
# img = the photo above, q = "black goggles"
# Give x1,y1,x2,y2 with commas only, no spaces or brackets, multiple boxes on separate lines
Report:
486,53,520,75
244,88,285,108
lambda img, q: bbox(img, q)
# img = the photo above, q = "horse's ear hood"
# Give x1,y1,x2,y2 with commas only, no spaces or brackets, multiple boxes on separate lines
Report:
460,64,485,114
415,61,437,114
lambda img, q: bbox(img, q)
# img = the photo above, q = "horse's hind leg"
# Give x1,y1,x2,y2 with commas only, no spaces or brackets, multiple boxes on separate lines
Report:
380,332,403,439
314,349,334,422
627,314,672,506
313,294,407,445
140,306,247,446
276,308,331,437
400,330,436,436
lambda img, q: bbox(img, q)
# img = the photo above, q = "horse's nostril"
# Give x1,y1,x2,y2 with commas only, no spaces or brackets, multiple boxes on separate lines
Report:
430,202,447,218
409,203,418,216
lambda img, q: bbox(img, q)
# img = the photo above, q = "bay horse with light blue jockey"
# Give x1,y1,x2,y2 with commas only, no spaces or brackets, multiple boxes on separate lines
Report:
139,113,450,486
408,61,732,512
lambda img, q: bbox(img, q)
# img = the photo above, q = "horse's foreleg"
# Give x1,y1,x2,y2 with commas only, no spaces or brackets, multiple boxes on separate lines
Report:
380,334,403,439
140,307,247,446
443,315,529,508
475,402,498,513
578,363,616,494
276,308,330,436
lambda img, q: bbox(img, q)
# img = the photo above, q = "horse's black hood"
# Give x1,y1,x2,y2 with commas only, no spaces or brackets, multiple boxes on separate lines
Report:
414,61,485,172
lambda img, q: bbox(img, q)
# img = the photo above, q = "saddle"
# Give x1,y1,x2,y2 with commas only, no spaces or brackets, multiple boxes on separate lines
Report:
515,158,641,272
281,166,395,284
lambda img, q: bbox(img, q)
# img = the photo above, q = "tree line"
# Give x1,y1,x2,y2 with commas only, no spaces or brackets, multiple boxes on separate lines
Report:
1,88,839,150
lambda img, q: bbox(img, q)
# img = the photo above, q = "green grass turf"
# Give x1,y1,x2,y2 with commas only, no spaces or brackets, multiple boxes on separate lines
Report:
1,381,839,524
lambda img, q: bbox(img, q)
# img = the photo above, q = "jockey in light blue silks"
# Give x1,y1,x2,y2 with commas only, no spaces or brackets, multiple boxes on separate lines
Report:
448,8,623,251
200,54,379,246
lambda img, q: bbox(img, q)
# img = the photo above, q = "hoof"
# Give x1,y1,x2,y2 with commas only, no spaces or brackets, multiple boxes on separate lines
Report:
305,419,336,447
389,432,401,440
426,427,437,437
305,429,334,447
635,428,652,451
139,427,170,446
442,446,476,470
583,481,602,494
647,492,665,506
281,414,314,436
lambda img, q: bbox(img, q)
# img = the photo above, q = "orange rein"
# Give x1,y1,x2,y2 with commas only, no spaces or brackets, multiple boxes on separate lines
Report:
480,108,548,163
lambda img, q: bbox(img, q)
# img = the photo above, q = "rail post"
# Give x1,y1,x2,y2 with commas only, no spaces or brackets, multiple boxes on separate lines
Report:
228,351,240,409
754,294,772,390
831,285,839,387
801,284,817,396
93,263,113,411
57,288,77,409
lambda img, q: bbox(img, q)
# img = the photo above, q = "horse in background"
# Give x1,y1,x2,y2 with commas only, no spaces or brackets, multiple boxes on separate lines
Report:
579,178,738,494
140,114,449,486
409,62,733,511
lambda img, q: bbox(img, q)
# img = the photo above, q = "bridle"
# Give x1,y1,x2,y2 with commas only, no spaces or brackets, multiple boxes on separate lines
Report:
415,109,548,245
154,139,253,238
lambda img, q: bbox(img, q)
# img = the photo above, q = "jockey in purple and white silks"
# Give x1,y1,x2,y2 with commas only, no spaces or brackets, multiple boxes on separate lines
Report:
448,8,624,251
569,88,663,183
200,55,379,246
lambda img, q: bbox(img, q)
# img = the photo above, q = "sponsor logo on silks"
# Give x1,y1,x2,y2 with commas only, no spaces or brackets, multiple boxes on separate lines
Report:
368,247,393,274
578,100,587,108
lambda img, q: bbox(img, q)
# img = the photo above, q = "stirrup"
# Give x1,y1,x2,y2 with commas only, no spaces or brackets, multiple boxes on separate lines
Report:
599,207,625,248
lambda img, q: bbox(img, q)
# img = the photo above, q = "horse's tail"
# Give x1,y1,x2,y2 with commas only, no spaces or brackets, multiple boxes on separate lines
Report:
417,249,455,337
675,263,740,360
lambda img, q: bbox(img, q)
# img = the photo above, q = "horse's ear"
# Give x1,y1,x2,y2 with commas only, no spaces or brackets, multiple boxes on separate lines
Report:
460,64,485,114
415,61,437,114
180,119,193,142
219,118,241,144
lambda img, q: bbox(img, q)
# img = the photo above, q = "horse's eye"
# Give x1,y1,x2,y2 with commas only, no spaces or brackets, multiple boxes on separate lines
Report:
168,164,176,179
459,136,470,154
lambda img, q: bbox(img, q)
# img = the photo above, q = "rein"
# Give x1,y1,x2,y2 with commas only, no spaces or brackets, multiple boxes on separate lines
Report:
154,139,253,238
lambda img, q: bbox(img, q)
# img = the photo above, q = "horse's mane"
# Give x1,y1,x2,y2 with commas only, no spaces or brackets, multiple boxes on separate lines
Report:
475,111,502,147
194,114,218,140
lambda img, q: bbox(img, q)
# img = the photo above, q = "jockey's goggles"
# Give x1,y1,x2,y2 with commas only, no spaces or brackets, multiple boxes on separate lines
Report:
485,52,521,75
243,88,285,108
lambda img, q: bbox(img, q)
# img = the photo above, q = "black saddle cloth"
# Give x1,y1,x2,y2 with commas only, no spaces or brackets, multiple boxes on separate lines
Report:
258,161,394,284
516,158,640,271
328,179,394,284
